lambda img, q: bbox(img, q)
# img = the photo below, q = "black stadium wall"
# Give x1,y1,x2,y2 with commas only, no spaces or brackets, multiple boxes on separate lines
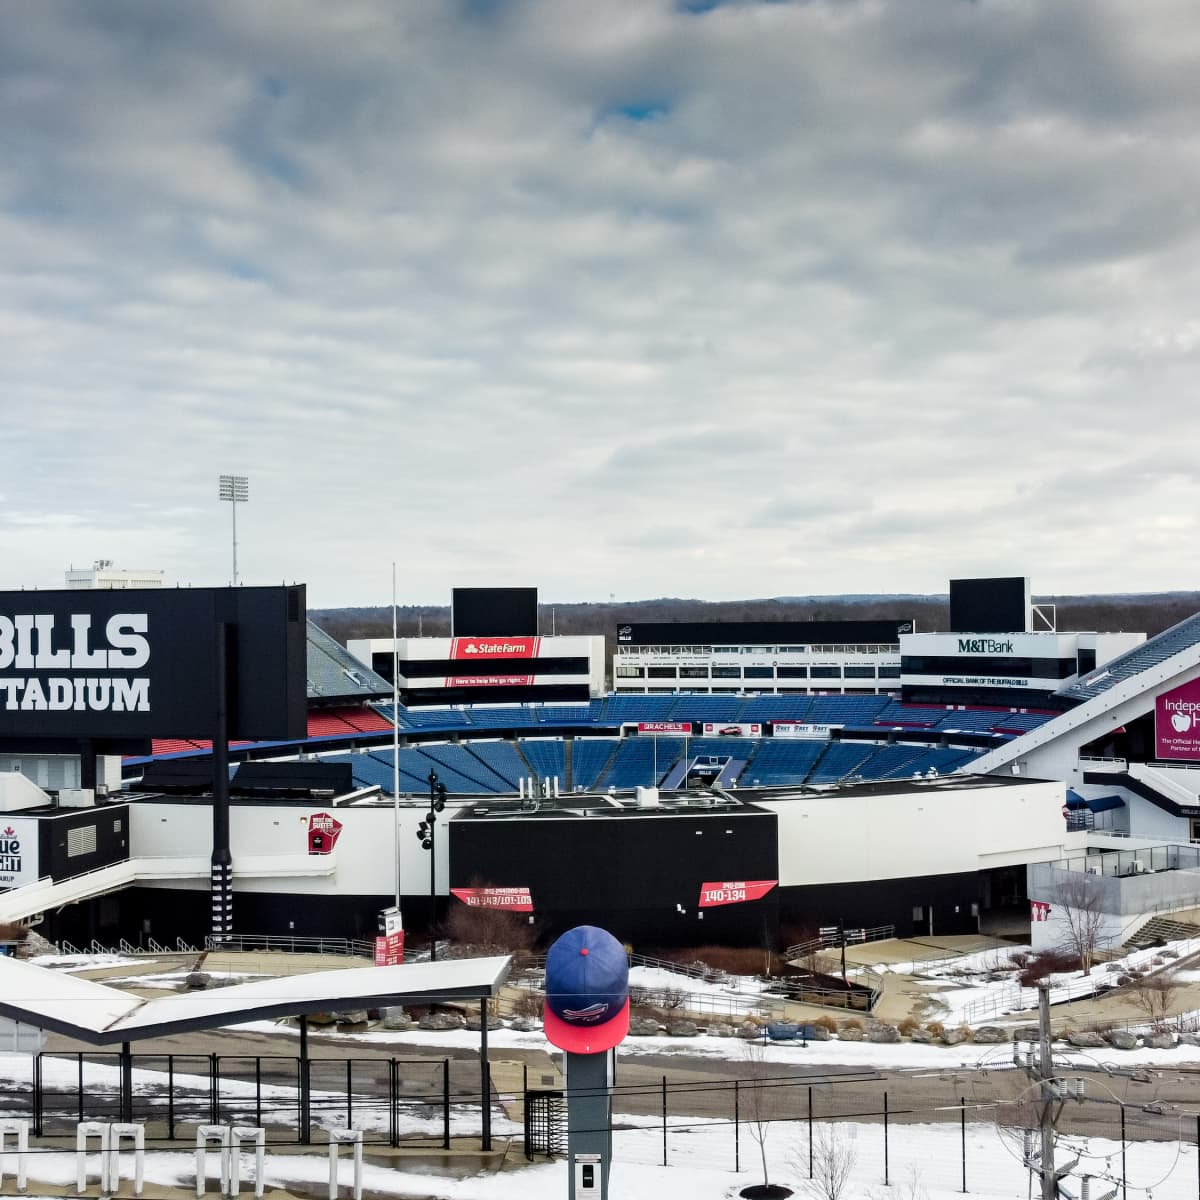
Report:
449,806,779,946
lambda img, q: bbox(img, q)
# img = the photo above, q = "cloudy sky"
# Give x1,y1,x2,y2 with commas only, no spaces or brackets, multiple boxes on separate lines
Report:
3,0,1199,608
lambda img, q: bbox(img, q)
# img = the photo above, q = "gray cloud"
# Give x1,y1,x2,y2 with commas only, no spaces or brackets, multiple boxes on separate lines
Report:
2,0,1199,604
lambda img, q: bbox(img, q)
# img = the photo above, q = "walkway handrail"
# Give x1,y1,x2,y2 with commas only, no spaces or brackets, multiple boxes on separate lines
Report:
785,924,896,961
204,933,374,958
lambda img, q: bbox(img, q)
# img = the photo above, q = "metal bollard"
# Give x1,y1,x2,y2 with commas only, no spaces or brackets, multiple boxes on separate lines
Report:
109,1123,146,1197
77,1121,113,1196
327,1129,363,1200
229,1126,266,1199
0,1119,30,1194
195,1125,233,1198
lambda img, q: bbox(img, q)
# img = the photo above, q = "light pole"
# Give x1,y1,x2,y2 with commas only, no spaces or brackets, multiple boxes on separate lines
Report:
218,474,249,586
417,770,447,961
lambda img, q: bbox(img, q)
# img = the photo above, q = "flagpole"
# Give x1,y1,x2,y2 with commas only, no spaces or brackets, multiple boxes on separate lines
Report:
392,562,401,912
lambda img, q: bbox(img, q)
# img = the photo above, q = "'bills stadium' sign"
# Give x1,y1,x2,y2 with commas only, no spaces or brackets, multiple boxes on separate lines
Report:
0,587,307,740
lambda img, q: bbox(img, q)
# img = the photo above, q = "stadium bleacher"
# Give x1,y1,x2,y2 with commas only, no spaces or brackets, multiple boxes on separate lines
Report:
600,695,676,722
739,739,824,786
806,695,889,725
464,741,526,788
667,695,744,721
1059,613,1200,703
534,704,599,724
462,707,538,729
873,701,946,728
571,738,620,790
599,737,685,790
521,739,567,787
737,695,813,722
807,742,879,785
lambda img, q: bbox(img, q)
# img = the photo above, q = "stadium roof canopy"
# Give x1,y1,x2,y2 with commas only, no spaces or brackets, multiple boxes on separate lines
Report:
0,954,510,1045
306,620,392,702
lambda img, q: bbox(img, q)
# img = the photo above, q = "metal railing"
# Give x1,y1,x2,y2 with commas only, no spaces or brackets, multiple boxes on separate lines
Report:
785,924,896,961
960,934,1200,1025
204,933,374,958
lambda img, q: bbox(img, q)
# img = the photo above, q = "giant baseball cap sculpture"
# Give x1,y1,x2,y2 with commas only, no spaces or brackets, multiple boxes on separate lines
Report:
543,925,630,1054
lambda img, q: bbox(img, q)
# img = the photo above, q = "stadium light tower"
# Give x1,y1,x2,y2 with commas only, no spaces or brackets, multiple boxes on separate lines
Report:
218,474,249,586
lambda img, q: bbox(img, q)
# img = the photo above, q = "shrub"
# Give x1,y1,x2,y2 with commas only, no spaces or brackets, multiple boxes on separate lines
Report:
925,1021,945,1038
1017,950,1082,987
511,991,543,1019
813,1014,839,1034
444,880,538,955
897,1016,920,1036
650,944,786,977
955,1025,973,1042
839,1016,865,1033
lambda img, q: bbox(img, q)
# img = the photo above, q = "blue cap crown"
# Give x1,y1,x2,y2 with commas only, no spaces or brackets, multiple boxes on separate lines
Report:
544,925,628,1029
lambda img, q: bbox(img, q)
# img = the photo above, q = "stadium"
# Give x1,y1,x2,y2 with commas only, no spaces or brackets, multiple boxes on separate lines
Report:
2,576,1200,965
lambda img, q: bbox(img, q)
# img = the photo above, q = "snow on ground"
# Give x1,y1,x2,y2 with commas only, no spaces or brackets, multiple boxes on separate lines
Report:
6,1117,1197,1199
26,953,147,970
628,965,768,999
221,1016,1200,1071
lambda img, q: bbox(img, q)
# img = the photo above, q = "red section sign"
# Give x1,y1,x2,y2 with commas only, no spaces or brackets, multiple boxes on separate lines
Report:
307,812,343,855
445,674,535,688
451,886,533,911
374,931,405,965
637,722,693,734
1155,677,1200,760
698,880,778,908
450,637,541,660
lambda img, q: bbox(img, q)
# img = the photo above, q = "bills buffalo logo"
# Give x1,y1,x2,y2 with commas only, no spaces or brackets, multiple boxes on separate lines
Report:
563,1002,610,1023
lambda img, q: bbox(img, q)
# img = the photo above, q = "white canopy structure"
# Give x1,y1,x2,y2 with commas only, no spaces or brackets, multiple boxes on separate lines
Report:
0,954,511,1045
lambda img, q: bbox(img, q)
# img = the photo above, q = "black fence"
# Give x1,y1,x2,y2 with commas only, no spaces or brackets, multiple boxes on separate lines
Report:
10,1052,480,1149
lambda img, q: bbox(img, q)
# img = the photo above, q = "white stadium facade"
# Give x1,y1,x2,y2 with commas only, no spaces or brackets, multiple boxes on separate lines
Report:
2,577,1200,960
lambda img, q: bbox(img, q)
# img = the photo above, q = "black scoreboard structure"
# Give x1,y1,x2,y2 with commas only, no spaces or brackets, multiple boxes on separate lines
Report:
449,800,779,946
948,577,1030,634
451,587,538,637
0,585,308,940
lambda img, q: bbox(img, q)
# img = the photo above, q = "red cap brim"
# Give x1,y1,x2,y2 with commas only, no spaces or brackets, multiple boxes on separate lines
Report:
544,996,630,1054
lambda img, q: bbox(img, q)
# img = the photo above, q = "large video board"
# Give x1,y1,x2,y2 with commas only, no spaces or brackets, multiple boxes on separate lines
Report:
0,586,307,740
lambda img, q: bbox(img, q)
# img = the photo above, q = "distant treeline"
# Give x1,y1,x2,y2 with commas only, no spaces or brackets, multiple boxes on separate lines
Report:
311,592,1200,657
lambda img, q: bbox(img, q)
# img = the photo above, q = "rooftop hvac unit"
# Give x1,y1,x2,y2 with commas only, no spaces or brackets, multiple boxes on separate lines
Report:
1133,860,1147,874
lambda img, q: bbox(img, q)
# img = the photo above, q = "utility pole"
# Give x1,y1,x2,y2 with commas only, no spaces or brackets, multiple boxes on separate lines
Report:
417,770,446,961
218,474,249,586
1016,981,1083,1200
1038,983,1057,1200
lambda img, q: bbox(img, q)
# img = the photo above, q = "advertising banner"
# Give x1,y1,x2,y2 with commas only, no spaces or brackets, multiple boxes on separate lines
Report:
634,722,693,734
700,722,763,738
1155,678,1200,760
374,931,404,965
449,637,541,660
0,817,38,889
445,674,535,688
772,722,842,738
697,879,777,908
306,812,343,855
450,886,534,911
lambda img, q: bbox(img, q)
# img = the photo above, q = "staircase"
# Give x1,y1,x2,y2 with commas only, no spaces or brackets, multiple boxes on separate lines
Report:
1125,914,1200,950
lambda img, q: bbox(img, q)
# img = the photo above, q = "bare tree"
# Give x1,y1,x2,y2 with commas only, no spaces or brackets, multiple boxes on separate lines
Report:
1052,873,1107,975
800,1124,857,1200
1134,968,1181,1030
741,1040,780,1188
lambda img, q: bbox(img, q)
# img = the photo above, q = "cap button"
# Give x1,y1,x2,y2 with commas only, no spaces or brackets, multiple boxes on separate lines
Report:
580,947,589,956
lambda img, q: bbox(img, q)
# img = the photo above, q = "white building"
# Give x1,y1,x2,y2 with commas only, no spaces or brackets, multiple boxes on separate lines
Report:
65,561,163,590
